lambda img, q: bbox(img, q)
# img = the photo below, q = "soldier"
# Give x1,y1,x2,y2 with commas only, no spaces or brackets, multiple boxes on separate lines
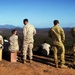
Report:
23,19,36,63
71,27,75,65
0,35,3,47
41,41,51,56
9,29,19,62
48,20,67,68
0,35,3,61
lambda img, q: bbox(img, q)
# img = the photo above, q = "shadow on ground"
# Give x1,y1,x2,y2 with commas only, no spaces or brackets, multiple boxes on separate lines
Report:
2,50,74,68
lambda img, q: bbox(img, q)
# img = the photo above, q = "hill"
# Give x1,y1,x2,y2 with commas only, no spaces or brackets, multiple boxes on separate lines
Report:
0,25,20,29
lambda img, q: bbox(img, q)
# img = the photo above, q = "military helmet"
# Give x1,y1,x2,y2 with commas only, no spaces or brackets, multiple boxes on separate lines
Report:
71,27,75,37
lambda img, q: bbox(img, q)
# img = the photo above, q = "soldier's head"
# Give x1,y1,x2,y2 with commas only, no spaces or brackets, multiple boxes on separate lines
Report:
53,20,59,26
23,19,28,25
12,29,17,35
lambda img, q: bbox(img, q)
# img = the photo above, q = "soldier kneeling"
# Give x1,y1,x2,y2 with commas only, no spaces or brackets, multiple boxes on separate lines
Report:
38,41,51,56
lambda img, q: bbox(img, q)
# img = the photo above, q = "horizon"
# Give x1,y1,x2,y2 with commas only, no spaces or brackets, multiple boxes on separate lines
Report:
0,0,75,28
0,24,74,29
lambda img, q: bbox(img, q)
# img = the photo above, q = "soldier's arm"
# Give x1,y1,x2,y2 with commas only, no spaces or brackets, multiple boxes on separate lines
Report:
49,44,51,48
61,28,65,42
0,36,3,45
33,27,36,35
17,36,19,42
2,37,3,45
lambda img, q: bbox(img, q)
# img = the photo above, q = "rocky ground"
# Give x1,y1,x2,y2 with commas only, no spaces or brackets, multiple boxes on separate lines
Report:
0,54,75,75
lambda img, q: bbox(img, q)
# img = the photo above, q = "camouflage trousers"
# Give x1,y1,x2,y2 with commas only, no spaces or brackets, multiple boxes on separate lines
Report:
52,43,65,66
23,42,33,60
73,44,75,65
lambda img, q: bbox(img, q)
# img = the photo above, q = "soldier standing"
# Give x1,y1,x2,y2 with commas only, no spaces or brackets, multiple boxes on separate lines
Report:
0,35,3,47
0,35,3,61
23,19,36,64
48,20,67,68
71,27,75,65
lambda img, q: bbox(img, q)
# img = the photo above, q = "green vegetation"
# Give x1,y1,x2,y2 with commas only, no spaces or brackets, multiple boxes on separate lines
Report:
0,28,74,54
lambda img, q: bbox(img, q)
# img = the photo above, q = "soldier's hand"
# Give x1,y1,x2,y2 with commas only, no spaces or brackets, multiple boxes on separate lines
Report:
62,40,65,43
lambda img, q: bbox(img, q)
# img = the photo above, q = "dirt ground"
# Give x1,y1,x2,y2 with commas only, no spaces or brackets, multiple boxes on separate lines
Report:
0,55,75,75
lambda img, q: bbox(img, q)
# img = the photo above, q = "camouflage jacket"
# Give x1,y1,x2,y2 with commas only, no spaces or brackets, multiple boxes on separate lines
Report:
48,25,65,46
23,23,36,43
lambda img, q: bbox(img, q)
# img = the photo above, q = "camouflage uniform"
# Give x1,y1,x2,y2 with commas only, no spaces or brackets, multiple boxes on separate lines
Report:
0,35,3,45
71,27,75,65
0,35,3,49
49,25,66,68
9,34,19,52
23,23,36,61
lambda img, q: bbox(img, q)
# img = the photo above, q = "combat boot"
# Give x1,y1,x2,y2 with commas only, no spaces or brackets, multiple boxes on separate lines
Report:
29,60,33,63
73,61,75,65
55,63,58,68
23,60,26,64
60,65,68,68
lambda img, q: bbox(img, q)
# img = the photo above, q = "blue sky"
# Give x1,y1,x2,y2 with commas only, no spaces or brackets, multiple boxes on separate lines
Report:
0,0,75,28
